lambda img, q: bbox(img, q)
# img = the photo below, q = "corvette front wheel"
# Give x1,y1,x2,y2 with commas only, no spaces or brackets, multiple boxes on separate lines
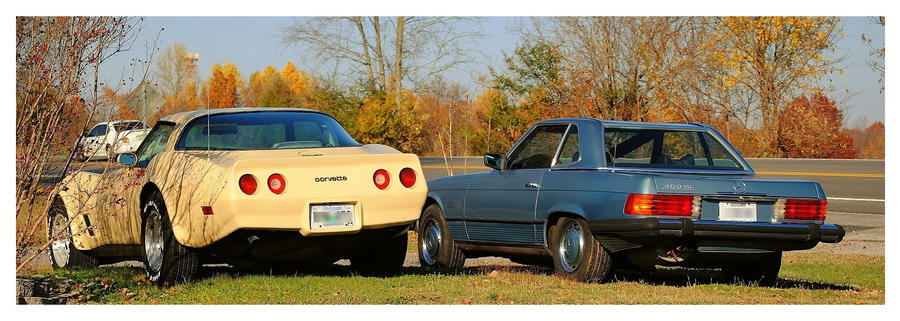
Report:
549,217,612,283
47,199,98,269
141,192,199,286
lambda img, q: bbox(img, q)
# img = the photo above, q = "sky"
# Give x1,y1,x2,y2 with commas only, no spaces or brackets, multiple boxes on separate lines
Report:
97,16,886,126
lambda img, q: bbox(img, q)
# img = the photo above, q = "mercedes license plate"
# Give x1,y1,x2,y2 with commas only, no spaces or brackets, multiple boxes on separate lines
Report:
718,202,757,222
310,204,355,229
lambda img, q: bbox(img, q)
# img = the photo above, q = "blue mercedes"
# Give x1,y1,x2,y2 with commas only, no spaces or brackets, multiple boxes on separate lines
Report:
416,118,844,285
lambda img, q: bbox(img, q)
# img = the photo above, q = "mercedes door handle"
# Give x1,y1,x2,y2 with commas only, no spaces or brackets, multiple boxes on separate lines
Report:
525,182,540,189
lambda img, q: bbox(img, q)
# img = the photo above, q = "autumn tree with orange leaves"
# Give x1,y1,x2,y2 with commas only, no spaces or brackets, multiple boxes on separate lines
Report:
200,62,243,108
777,93,855,158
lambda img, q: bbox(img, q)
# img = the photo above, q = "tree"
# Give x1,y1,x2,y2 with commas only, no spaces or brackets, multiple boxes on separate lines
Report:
281,61,313,98
282,17,480,93
859,121,885,159
152,42,200,123
16,16,144,271
861,16,885,93
200,62,243,108
257,74,299,107
777,93,856,158
103,86,140,120
711,17,843,155
354,90,427,153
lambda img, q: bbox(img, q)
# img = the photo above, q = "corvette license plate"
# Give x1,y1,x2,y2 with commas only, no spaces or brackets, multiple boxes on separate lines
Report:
310,204,355,229
718,202,757,222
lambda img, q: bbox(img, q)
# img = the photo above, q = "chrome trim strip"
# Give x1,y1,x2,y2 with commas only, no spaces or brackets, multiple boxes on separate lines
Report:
548,166,754,176
550,124,572,168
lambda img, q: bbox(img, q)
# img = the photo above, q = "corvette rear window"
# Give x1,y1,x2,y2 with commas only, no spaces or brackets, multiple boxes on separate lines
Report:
176,111,359,150
604,128,744,170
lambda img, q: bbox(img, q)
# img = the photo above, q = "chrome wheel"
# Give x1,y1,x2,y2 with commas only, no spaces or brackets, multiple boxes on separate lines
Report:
49,213,70,268
144,209,164,274
557,221,585,273
421,218,442,265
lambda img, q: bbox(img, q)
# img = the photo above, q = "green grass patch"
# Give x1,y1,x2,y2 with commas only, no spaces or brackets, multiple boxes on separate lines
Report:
23,252,883,304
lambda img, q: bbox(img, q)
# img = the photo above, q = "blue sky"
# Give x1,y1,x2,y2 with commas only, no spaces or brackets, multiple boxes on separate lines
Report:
98,16,885,125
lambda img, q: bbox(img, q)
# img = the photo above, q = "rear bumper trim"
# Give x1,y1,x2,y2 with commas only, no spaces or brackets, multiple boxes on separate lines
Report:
588,218,845,245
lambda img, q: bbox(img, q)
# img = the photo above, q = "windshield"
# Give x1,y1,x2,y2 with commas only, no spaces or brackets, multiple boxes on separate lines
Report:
114,121,146,132
87,124,107,137
604,128,744,170
175,111,359,150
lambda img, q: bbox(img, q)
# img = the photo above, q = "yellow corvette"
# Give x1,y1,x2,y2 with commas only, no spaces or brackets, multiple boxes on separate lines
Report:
49,108,426,285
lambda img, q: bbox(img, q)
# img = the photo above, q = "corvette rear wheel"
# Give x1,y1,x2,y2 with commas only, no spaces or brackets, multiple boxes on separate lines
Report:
47,199,98,269
549,217,612,283
350,229,408,276
722,251,782,286
417,204,465,269
141,191,199,286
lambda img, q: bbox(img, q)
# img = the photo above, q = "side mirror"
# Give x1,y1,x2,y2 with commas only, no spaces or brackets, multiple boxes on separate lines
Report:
118,153,137,167
484,153,504,170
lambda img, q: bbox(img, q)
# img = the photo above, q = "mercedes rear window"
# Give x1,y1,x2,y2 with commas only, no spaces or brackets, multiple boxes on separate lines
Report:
603,128,744,170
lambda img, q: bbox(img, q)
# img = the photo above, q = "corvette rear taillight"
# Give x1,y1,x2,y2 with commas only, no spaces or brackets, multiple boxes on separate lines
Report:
373,169,390,190
399,167,416,188
239,174,257,195
774,199,827,221
624,194,700,217
268,173,286,194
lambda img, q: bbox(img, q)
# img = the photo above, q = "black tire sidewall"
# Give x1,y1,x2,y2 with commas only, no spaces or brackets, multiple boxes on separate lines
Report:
550,217,605,282
141,193,170,285
417,204,458,268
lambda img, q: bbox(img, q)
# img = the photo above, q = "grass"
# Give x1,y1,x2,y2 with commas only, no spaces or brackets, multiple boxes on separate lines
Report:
22,251,884,304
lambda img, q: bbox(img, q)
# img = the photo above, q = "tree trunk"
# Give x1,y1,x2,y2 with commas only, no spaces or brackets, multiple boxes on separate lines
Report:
352,17,377,93
372,17,387,91
390,16,406,93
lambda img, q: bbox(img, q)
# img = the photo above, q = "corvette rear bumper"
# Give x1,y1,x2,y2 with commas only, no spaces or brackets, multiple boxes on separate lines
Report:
587,218,845,252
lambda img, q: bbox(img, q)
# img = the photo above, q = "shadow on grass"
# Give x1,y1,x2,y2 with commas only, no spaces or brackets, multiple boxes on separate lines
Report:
191,262,858,292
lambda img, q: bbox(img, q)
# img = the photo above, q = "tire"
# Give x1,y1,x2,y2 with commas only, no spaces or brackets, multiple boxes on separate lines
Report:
350,229,408,276
416,204,466,269
141,191,200,286
549,217,612,283
722,251,782,286
47,199,99,269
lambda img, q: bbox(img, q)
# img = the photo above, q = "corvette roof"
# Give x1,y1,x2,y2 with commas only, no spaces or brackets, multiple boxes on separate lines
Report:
158,107,323,124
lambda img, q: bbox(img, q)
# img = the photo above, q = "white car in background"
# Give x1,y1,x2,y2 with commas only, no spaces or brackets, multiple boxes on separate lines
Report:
77,120,151,161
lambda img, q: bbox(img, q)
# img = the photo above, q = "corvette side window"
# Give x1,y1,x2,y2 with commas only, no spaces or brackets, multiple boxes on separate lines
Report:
135,123,175,168
506,125,567,170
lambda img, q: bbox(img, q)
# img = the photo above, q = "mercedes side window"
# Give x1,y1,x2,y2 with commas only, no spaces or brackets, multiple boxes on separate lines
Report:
134,122,175,168
506,125,568,170
555,125,580,166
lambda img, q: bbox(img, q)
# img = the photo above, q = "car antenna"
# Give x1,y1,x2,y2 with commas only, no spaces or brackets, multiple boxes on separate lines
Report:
206,33,211,161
